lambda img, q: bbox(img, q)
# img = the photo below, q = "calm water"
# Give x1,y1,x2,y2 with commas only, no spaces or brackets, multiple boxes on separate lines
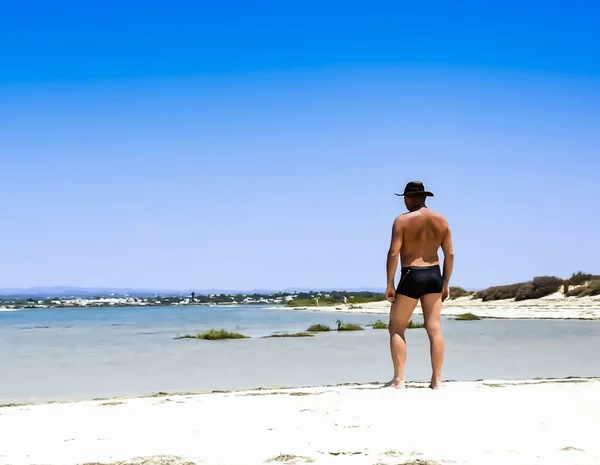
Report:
1,305,599,403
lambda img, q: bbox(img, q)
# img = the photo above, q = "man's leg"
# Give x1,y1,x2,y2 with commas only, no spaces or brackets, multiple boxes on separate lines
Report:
385,294,418,388
420,293,445,389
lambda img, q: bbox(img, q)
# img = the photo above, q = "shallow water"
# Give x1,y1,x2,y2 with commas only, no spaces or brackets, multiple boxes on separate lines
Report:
1,305,599,403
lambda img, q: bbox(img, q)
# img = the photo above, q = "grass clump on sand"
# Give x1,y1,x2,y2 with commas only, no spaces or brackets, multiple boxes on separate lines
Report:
567,279,600,297
175,329,249,340
336,319,364,331
264,332,314,338
455,312,481,321
370,320,388,329
407,320,424,329
565,274,600,297
307,324,331,332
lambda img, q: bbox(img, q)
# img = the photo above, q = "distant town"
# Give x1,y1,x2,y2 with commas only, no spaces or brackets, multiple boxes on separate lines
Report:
0,290,386,310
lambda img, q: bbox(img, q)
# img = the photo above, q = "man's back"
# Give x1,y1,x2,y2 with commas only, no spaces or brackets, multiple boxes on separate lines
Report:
397,208,449,267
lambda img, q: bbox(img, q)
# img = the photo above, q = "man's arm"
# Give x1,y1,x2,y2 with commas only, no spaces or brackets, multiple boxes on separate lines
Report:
386,217,403,289
441,224,454,300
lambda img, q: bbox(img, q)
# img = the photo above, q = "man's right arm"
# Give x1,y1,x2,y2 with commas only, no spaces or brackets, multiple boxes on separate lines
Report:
441,224,454,300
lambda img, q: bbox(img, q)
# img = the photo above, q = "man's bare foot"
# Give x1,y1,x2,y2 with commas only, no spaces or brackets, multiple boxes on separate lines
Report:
429,378,443,390
383,378,406,389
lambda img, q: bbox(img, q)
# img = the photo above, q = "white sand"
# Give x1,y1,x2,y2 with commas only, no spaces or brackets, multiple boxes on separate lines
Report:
1,378,599,465
272,295,600,319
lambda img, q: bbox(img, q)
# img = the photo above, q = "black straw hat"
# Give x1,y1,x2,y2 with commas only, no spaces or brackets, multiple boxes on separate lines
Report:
395,181,434,197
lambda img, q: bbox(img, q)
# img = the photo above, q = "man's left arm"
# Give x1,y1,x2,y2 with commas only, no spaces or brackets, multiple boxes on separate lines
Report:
386,217,402,302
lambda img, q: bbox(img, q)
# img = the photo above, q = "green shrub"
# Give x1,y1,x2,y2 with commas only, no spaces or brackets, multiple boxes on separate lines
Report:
474,276,562,302
176,329,248,340
475,283,524,301
264,332,314,338
407,320,424,329
455,312,481,321
307,324,331,332
568,271,600,286
514,276,563,301
370,320,388,329
336,319,364,331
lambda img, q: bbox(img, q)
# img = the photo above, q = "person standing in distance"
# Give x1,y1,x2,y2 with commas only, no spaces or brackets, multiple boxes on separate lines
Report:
384,181,454,389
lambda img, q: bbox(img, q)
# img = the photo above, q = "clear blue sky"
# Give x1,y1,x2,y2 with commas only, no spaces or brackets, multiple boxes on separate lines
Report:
1,1,599,291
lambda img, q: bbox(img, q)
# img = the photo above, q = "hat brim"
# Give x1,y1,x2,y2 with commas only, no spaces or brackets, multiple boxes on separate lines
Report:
395,191,434,197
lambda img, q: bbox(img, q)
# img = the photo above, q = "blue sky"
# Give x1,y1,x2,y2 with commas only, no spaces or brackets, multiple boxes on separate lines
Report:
1,1,599,291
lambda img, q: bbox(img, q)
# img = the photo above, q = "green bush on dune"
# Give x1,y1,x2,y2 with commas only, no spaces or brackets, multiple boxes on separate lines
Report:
567,271,600,286
514,276,563,301
474,275,563,301
473,271,600,301
566,279,600,297
448,286,475,299
474,282,526,301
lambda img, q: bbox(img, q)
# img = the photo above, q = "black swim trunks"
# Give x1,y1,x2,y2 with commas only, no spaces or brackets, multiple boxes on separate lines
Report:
396,265,444,299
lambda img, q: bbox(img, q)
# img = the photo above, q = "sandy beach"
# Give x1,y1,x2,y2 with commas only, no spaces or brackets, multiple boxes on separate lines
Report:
273,295,600,320
1,378,599,465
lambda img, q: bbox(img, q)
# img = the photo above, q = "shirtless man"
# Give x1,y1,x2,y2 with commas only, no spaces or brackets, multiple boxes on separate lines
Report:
385,181,454,390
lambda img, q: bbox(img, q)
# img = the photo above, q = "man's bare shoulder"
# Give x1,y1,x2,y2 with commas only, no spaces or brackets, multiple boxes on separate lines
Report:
427,209,449,223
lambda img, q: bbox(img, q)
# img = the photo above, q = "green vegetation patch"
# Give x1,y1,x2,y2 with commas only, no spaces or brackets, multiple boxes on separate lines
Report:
370,320,388,329
264,332,314,338
307,324,331,332
287,297,339,307
175,329,249,340
455,312,481,321
407,320,424,329
286,291,385,307
336,319,364,331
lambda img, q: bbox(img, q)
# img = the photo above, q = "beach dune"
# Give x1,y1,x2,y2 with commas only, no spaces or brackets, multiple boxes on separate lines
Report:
275,295,600,320
1,378,599,465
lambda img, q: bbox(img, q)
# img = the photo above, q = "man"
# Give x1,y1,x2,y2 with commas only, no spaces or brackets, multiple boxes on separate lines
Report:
384,181,454,389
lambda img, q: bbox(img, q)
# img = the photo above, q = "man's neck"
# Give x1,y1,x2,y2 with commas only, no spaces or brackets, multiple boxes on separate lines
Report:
408,204,426,212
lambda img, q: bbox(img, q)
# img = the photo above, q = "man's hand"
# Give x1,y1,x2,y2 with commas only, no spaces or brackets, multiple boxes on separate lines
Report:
386,285,396,303
442,283,450,302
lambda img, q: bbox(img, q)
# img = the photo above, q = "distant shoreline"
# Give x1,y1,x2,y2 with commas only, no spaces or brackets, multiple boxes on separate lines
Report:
2,272,599,318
